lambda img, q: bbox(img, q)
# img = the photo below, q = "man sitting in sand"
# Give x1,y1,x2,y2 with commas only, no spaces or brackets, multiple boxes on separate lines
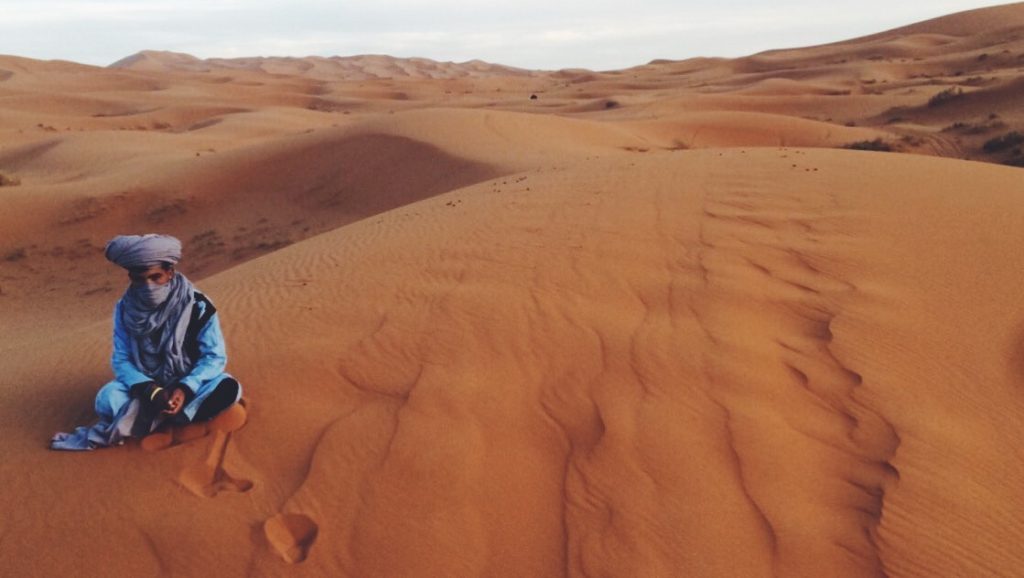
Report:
51,234,243,451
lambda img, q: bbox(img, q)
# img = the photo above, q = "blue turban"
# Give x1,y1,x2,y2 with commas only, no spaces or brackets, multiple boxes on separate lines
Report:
105,234,182,270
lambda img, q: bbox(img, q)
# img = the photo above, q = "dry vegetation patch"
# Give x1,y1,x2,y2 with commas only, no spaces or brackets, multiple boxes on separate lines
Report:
843,138,894,152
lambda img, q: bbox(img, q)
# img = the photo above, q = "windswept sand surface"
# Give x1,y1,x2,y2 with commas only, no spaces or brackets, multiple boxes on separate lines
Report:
2,4,1024,577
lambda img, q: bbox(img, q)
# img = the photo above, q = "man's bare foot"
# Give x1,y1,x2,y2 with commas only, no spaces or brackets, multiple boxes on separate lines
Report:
140,431,173,452
175,422,209,443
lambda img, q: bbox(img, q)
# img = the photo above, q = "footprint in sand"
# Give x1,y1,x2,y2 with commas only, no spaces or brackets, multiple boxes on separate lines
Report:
264,513,319,563
178,429,254,497
169,402,254,497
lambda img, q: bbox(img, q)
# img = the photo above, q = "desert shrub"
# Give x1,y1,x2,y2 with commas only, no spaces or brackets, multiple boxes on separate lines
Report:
943,120,1006,135
982,131,1024,153
0,172,20,187
843,139,894,152
928,87,964,107
146,199,187,223
967,122,1005,135
4,247,26,262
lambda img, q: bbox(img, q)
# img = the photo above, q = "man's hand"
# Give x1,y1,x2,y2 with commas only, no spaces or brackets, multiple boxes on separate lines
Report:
148,387,170,413
130,381,158,400
164,387,187,415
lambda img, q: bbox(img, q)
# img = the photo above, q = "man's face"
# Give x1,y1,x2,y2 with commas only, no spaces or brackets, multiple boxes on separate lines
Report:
128,264,174,286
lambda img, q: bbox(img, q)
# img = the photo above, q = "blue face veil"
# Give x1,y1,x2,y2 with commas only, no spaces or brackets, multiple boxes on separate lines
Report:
132,281,173,308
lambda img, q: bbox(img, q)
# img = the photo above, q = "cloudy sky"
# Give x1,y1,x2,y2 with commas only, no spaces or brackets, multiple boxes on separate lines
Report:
0,0,1007,70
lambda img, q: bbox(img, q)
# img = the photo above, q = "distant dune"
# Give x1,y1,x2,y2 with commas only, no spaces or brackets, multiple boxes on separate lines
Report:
1,3,1023,577
109,50,537,80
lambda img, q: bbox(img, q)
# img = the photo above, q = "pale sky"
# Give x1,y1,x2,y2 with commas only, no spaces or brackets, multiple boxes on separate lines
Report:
0,1,1009,70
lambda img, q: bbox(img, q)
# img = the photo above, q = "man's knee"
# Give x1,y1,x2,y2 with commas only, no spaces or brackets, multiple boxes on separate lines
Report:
192,377,240,422
94,380,130,420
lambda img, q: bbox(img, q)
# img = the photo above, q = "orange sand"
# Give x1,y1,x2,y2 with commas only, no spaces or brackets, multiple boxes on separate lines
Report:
2,3,1024,577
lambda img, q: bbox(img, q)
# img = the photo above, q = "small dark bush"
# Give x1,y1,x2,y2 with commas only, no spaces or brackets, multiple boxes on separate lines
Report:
982,131,1024,153
967,122,1005,135
0,173,20,187
928,87,963,107
843,139,893,152
943,120,1006,135
4,247,26,262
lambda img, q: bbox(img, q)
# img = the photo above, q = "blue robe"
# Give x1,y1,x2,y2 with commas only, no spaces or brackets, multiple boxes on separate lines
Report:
51,295,240,451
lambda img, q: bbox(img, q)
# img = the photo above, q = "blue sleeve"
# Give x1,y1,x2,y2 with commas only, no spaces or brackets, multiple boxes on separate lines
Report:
111,300,152,386
177,307,227,394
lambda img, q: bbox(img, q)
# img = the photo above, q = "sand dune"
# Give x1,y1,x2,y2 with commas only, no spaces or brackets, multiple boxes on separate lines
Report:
111,50,536,80
2,3,1024,577
622,112,886,148
5,147,1024,577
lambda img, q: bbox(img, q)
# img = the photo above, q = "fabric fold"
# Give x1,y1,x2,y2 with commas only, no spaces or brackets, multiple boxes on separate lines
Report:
50,399,161,451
